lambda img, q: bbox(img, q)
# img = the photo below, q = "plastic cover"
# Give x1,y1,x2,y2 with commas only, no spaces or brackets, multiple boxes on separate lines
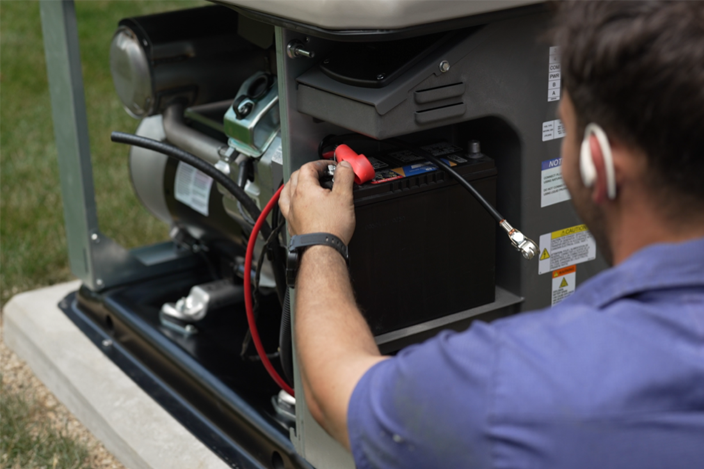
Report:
217,0,542,30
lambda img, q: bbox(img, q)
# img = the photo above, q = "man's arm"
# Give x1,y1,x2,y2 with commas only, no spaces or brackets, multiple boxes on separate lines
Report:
279,160,387,450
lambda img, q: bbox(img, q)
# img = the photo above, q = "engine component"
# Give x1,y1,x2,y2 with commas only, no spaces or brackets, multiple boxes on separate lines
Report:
224,72,280,157
161,278,245,323
109,6,269,118
162,101,226,165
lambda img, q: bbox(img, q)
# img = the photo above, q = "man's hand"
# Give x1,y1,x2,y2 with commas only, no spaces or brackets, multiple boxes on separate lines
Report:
279,160,356,245
278,159,385,450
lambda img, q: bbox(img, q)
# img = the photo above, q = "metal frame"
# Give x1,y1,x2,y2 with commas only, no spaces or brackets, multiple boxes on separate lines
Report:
40,0,195,292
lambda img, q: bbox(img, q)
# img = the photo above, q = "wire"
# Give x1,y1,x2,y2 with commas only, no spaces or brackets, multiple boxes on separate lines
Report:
388,139,504,223
110,132,272,241
244,185,294,396
240,218,286,360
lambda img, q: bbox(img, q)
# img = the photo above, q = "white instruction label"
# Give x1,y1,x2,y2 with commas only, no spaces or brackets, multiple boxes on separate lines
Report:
552,265,576,306
541,157,571,207
542,119,565,142
174,161,213,217
539,224,596,274
548,46,561,102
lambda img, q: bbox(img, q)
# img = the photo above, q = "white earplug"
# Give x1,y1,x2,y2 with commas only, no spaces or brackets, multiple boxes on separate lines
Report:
580,123,617,200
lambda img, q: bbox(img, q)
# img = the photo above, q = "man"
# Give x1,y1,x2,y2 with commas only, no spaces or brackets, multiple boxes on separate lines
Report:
279,1,704,467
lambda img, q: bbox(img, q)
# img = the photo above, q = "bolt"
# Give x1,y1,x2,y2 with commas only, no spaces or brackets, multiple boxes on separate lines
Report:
377,73,385,81
218,146,235,162
323,58,330,64
91,233,99,243
96,278,104,288
287,40,315,59
185,324,197,334
237,101,253,118
439,60,451,73
102,339,113,348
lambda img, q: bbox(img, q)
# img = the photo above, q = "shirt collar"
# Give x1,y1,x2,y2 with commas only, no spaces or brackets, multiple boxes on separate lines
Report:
571,236,704,309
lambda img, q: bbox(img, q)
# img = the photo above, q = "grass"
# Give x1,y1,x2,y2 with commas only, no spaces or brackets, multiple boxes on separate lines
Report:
1,1,202,467
0,0,201,306
0,379,90,469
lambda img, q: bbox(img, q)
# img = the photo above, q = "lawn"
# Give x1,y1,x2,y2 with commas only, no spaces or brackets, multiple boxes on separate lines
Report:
0,0,201,306
1,1,203,467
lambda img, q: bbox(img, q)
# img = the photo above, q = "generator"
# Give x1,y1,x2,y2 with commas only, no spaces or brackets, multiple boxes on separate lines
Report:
41,1,607,468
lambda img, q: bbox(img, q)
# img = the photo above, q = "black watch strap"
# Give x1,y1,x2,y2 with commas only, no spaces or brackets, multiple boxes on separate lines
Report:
286,233,349,287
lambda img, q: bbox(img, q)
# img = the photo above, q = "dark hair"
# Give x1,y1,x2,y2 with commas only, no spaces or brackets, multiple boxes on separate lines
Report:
553,1,704,204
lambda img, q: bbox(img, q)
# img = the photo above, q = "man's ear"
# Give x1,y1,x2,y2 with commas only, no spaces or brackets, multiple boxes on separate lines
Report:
589,134,610,204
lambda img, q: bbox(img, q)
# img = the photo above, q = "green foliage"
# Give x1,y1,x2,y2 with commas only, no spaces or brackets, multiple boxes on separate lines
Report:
0,1,201,306
0,380,89,469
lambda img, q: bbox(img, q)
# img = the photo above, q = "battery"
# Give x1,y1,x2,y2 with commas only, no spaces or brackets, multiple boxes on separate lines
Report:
348,142,497,336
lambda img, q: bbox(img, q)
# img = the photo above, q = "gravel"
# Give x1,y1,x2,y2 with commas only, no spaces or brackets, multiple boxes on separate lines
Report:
0,314,126,469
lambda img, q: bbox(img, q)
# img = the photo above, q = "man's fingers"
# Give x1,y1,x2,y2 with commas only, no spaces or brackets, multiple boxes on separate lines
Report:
332,161,355,198
279,179,292,218
297,160,332,187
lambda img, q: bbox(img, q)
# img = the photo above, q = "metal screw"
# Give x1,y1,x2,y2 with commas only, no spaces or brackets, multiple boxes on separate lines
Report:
102,339,113,348
91,233,100,243
376,73,385,81
96,278,104,287
185,324,197,334
287,40,315,59
237,101,253,118
218,146,235,162
439,60,451,73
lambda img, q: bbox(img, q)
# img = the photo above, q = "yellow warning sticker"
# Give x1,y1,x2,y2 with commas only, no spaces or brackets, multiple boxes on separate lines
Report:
551,224,588,239
539,224,596,274
552,265,576,306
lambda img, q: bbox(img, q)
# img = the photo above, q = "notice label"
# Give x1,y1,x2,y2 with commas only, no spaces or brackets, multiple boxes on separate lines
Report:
539,224,597,274
541,157,571,207
552,265,576,306
174,161,213,217
548,46,561,102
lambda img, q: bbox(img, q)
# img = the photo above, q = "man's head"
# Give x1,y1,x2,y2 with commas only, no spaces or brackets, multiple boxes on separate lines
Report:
553,1,704,263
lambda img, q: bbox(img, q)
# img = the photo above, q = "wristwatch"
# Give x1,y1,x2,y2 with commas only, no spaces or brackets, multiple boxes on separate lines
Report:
286,233,349,287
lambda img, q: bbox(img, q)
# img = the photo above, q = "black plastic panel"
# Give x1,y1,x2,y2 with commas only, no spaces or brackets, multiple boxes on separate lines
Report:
63,270,313,469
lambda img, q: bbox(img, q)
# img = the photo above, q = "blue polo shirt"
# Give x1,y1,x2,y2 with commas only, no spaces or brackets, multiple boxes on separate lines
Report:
348,237,704,469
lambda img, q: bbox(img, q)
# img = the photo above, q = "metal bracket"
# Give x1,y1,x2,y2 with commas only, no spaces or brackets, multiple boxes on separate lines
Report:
40,0,195,291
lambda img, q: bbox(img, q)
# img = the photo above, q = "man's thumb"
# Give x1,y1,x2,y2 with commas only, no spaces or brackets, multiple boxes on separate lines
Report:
333,160,356,195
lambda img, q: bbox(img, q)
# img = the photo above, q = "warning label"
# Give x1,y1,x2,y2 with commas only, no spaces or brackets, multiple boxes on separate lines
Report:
174,161,213,217
541,157,571,207
552,265,576,306
538,224,597,274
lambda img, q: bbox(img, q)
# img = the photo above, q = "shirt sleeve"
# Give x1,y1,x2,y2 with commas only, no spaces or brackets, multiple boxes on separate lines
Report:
347,321,499,469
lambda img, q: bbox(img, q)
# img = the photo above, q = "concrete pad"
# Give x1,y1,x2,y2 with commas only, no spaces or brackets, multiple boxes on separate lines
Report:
3,281,231,469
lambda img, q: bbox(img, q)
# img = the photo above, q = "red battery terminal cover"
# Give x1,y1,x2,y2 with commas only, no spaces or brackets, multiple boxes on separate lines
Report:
333,144,376,184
